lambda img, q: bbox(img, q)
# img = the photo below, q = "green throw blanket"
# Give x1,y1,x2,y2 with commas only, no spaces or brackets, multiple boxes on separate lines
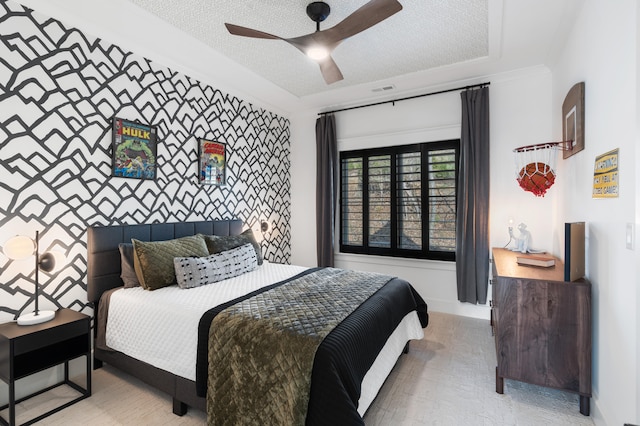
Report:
206,268,394,426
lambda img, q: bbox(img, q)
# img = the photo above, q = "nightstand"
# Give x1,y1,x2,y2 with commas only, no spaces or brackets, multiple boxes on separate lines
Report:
0,309,91,426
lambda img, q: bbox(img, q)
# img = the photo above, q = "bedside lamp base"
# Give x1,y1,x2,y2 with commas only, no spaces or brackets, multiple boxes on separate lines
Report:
17,310,55,325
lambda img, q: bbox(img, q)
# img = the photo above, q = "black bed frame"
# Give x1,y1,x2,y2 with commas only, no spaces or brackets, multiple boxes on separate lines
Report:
86,219,243,415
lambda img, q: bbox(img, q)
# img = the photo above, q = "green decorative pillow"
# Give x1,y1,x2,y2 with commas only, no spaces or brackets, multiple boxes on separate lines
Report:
132,235,209,290
200,229,263,265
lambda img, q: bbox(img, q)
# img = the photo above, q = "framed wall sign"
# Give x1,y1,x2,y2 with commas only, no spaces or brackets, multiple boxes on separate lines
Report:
198,139,226,185
592,148,619,198
112,117,157,180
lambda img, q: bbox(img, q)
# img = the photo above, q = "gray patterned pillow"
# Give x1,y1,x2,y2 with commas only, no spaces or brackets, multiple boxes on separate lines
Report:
200,229,263,265
173,243,258,289
132,235,209,290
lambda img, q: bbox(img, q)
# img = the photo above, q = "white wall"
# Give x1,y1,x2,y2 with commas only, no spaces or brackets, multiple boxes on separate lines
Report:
550,1,638,425
289,110,319,268
637,5,640,422
290,67,555,319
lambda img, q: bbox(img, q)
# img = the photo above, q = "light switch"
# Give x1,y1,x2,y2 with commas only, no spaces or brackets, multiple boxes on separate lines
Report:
626,223,634,250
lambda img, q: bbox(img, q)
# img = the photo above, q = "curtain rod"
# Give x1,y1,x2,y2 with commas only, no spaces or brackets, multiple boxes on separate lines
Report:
318,82,490,116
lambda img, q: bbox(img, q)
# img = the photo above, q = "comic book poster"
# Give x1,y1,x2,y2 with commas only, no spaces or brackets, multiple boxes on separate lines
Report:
198,139,226,185
112,117,157,180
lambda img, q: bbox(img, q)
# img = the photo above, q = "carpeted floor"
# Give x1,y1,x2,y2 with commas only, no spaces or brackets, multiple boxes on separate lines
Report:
4,312,595,425
362,312,595,425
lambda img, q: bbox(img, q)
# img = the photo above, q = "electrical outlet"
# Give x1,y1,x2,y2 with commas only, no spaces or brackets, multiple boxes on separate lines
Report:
626,223,634,250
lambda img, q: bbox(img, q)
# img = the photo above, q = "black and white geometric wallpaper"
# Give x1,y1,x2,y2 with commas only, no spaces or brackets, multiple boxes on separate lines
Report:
0,0,291,322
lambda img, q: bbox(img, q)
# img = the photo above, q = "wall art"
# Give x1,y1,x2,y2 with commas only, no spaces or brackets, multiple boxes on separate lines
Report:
112,117,158,180
592,148,619,198
198,139,226,185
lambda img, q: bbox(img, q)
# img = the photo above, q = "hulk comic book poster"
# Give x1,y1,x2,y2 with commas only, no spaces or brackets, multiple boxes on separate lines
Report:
112,118,157,180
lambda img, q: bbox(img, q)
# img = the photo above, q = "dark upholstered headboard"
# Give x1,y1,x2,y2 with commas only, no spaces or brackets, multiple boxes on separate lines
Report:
86,220,244,304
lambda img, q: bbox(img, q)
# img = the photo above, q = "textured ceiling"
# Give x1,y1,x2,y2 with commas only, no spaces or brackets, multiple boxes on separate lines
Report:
127,0,488,98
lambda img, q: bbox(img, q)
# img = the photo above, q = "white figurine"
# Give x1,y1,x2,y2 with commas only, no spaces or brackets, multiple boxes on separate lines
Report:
509,222,531,253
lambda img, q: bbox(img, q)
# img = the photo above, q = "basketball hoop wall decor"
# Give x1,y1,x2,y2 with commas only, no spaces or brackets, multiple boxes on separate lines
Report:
513,143,562,197
512,82,585,197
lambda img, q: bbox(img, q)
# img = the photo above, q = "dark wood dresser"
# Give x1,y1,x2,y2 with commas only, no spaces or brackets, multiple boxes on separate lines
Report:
491,248,591,415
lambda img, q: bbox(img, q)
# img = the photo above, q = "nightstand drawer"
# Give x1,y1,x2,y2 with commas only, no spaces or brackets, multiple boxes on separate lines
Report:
11,320,87,356
11,334,89,380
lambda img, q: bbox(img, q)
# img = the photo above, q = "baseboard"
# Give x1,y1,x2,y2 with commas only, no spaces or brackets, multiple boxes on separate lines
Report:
426,298,491,320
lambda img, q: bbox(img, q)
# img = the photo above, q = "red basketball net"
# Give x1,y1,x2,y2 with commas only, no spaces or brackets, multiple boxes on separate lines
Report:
513,143,559,197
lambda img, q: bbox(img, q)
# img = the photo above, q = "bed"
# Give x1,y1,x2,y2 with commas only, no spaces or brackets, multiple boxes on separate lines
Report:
87,219,428,424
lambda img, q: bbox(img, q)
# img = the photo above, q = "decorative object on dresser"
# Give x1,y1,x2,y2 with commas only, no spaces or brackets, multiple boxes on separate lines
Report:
0,309,91,426
2,231,64,326
491,248,591,416
508,222,531,253
515,254,555,268
564,222,585,281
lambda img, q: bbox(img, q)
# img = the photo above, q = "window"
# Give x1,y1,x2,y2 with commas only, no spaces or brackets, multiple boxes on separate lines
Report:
340,140,459,261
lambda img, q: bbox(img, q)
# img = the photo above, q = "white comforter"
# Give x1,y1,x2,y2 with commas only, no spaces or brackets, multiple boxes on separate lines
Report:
106,261,307,381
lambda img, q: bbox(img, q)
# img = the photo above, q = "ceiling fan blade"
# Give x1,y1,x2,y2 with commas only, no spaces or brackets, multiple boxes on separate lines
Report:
318,56,344,84
224,23,282,40
323,0,402,44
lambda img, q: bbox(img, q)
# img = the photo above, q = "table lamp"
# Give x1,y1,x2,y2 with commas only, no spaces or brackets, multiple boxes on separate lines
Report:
3,230,60,325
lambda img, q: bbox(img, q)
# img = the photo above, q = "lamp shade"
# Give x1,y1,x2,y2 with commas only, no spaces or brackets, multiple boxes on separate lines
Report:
3,231,60,326
3,235,35,260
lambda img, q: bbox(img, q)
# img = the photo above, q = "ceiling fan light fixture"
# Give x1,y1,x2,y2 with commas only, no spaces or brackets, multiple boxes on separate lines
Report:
225,0,403,84
306,45,330,61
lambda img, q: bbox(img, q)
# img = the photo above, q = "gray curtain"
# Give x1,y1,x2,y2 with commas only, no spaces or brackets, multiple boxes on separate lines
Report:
316,114,337,267
456,87,490,304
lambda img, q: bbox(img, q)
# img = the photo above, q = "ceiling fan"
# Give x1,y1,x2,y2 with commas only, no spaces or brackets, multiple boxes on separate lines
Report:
225,0,403,85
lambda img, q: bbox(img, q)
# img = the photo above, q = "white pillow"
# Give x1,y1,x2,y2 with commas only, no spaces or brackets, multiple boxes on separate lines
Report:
173,243,258,289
